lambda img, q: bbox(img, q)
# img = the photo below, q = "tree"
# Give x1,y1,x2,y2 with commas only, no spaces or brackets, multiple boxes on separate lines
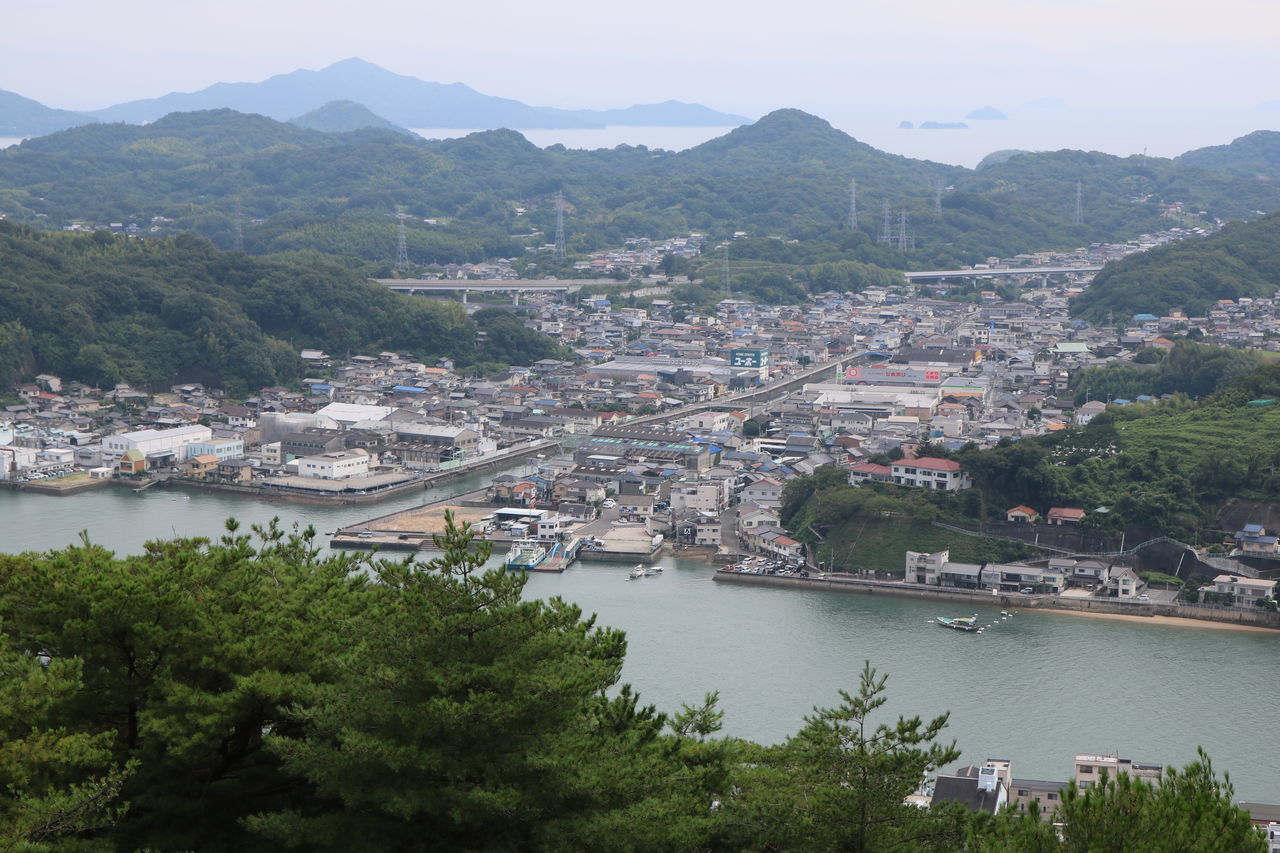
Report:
968,748,1264,852
721,662,962,851
248,512,731,850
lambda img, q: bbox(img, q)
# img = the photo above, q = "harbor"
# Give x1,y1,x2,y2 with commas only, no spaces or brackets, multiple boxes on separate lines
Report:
2,485,1279,800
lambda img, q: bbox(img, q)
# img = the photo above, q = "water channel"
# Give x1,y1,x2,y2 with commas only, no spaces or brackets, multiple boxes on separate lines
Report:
1,478,1277,800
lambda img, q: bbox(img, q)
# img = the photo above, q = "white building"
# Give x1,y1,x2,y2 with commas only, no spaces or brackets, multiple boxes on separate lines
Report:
187,438,245,461
295,449,370,480
1210,575,1277,607
102,425,212,463
890,457,971,490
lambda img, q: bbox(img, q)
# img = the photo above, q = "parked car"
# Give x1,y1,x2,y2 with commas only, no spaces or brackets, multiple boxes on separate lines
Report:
602,499,616,508
1137,593,1151,601
1020,587,1034,594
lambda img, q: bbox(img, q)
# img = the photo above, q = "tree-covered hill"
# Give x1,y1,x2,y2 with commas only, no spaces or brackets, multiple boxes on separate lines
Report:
0,222,570,393
6,108,1280,271
1176,130,1280,181
1071,210,1280,321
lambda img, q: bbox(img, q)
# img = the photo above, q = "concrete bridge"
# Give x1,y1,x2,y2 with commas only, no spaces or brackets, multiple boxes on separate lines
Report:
374,278,620,302
903,265,1102,282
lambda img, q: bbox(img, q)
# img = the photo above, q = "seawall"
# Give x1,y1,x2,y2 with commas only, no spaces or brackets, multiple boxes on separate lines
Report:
712,571,1280,629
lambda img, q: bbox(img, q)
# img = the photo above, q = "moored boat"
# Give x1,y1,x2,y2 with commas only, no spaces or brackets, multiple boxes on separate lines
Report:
504,538,550,570
934,615,981,633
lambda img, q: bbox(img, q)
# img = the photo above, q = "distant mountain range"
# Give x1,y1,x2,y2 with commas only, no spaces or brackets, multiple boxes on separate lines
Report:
0,58,750,138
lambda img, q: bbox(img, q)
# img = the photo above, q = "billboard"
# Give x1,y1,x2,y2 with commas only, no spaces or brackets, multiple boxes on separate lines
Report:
730,349,767,368
843,365,942,385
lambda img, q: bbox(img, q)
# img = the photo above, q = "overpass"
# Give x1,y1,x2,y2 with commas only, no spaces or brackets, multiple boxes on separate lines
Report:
374,278,619,302
903,265,1102,281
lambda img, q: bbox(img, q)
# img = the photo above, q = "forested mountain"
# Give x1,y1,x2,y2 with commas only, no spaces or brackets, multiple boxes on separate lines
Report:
0,89,90,136
0,222,569,393
3,107,1280,274
1175,130,1280,180
1071,210,1280,321
288,100,415,136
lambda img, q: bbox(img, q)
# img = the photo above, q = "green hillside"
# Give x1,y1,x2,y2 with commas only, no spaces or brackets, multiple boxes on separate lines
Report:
5,108,1280,272
0,222,569,393
1071,210,1280,321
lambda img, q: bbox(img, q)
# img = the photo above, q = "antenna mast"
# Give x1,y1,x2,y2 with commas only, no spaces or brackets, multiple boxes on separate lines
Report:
554,190,566,262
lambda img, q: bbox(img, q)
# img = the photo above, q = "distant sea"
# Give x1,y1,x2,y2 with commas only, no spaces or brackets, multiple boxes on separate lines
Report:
4,109,1275,168
418,109,1279,168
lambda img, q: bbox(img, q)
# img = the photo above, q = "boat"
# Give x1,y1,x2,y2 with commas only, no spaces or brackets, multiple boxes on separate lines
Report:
934,615,982,633
629,566,647,580
643,565,663,576
504,539,550,571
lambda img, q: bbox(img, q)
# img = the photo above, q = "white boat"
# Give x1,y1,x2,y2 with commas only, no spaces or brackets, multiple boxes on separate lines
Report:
643,565,663,576
629,567,647,579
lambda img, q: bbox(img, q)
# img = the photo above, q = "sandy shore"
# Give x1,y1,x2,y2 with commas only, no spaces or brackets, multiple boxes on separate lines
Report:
1032,607,1279,634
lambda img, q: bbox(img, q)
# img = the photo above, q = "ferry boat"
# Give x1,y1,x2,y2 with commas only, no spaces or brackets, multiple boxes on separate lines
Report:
934,615,982,633
504,539,550,571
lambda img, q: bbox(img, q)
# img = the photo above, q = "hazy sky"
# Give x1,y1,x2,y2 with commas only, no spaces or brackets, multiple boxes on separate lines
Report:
4,0,1278,116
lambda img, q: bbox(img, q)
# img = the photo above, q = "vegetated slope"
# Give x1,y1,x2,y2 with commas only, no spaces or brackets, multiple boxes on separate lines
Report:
0,222,570,393
0,89,91,136
1176,130,1280,181
4,108,1280,270
288,101,415,136
1071,210,1280,322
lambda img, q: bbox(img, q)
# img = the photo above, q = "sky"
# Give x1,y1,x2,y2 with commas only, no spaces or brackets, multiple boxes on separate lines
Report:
3,0,1279,165
5,0,1278,115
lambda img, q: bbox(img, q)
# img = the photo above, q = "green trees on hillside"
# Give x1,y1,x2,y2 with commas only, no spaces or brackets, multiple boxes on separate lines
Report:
0,223,484,392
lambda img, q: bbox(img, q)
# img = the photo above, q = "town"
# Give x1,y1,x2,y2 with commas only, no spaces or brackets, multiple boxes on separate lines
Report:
4,223,1279,626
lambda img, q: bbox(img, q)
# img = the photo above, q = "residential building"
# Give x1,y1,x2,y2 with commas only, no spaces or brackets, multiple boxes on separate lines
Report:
890,457,971,490
1210,575,1278,606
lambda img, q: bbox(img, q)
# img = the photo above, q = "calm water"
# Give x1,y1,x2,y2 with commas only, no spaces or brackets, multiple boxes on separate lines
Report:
1,482,1278,799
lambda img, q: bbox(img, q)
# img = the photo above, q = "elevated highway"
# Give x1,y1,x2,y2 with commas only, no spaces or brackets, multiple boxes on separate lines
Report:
903,265,1102,281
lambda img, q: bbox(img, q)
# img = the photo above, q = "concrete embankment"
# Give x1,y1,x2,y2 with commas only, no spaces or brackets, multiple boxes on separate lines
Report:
712,570,1280,631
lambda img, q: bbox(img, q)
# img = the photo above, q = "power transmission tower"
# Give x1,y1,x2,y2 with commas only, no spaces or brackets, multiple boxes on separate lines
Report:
232,199,244,252
1073,181,1084,226
394,212,410,272
554,190,566,261
897,211,910,252
722,243,731,297
878,201,894,244
933,178,944,217
849,178,858,230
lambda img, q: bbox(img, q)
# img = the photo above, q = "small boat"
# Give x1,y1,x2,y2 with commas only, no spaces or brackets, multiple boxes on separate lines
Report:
934,615,982,633
643,565,663,576
629,567,647,579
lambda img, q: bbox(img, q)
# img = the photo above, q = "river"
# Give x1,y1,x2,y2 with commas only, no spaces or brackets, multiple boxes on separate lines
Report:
1,479,1277,800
